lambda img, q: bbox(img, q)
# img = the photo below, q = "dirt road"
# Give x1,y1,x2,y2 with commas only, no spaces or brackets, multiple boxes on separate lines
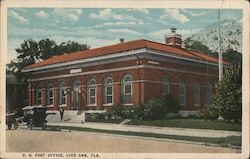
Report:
6,129,238,153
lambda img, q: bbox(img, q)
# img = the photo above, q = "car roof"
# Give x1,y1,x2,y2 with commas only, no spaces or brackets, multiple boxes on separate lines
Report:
22,105,45,110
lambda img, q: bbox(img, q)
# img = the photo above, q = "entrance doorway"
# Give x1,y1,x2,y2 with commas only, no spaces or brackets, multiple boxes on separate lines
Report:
72,80,81,110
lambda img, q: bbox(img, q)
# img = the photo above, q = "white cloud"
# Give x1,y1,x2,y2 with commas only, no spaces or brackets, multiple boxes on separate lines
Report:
160,9,189,24
54,9,82,21
107,29,140,35
126,8,149,14
95,20,143,28
9,11,29,24
89,9,137,21
35,10,49,19
181,9,206,16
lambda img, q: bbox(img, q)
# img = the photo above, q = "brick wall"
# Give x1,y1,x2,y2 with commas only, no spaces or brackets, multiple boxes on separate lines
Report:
29,57,218,111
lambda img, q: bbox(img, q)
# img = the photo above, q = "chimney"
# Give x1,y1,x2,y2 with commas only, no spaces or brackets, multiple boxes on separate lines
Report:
165,28,182,48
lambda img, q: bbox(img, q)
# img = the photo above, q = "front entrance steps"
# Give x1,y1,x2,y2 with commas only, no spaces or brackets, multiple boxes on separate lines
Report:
119,119,131,125
46,110,85,123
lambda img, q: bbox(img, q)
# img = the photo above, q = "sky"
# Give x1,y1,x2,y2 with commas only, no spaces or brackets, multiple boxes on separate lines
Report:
7,8,242,62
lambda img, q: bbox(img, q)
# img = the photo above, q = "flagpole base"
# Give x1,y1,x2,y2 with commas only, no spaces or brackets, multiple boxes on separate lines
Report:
218,115,224,120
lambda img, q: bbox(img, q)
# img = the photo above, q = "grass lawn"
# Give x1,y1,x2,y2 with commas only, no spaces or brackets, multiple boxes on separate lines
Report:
88,119,124,124
127,119,241,131
48,125,241,149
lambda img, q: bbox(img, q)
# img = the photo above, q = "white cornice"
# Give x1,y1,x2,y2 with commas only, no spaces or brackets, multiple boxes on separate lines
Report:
145,48,220,67
30,64,218,82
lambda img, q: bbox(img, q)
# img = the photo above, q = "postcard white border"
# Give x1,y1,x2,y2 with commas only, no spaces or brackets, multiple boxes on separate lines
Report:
0,0,249,159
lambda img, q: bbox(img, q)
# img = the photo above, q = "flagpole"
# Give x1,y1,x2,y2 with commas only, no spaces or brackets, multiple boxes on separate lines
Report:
218,9,224,120
218,9,223,81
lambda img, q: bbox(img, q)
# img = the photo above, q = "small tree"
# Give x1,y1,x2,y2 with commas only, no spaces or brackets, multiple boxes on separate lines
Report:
209,64,242,122
144,97,167,120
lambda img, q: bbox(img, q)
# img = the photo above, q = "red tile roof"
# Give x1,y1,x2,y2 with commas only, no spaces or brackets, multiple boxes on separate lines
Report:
25,39,222,70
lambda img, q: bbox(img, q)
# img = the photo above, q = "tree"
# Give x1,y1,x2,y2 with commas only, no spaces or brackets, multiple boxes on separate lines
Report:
6,38,90,112
38,38,56,60
223,48,242,66
208,63,242,122
183,37,217,58
54,41,90,56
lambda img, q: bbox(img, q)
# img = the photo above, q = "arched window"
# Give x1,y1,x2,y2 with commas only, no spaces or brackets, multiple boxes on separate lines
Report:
179,80,185,106
162,77,169,96
87,78,96,105
72,80,81,110
59,82,67,106
35,85,42,105
47,83,54,106
194,81,200,106
207,82,213,104
104,77,113,104
122,74,133,104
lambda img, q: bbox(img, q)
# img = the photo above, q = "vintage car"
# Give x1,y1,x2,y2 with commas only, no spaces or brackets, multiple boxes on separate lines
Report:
22,105,47,130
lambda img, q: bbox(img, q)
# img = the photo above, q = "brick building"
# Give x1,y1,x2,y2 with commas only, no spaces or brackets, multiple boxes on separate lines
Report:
23,31,223,116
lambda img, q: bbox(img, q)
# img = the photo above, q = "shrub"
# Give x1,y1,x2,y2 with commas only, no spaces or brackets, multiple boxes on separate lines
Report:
198,105,219,120
107,103,124,119
123,106,134,119
162,95,180,113
135,103,144,120
144,97,167,120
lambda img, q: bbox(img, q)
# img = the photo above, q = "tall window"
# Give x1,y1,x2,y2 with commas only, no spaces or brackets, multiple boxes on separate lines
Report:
59,82,67,106
47,83,54,106
87,78,96,105
207,82,213,104
179,80,185,106
194,81,200,106
162,77,169,96
104,77,113,104
122,74,133,104
35,85,42,105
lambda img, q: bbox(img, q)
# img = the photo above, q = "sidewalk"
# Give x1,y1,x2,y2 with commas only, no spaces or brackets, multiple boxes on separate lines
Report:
47,122,241,138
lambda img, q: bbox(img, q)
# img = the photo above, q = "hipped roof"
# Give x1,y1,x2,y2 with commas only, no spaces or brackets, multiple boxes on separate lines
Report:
25,39,223,70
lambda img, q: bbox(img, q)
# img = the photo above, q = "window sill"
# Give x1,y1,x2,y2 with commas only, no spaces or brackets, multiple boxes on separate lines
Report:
59,105,67,107
46,105,54,107
103,103,113,106
122,103,133,106
87,104,97,107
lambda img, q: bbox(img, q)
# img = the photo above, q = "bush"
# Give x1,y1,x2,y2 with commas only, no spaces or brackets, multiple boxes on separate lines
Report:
123,106,134,119
107,103,124,119
135,103,144,120
162,95,180,113
144,97,167,120
198,106,219,120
